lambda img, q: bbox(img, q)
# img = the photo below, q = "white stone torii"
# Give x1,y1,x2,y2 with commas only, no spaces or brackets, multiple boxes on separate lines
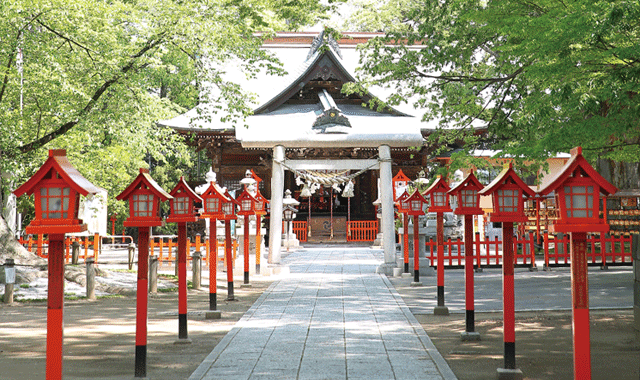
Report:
266,145,396,273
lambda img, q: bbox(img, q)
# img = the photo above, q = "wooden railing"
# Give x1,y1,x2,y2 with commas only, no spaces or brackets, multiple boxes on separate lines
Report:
347,221,378,242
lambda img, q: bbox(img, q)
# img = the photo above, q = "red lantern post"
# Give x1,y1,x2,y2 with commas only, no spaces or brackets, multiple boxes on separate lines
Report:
250,170,268,274
222,189,239,300
167,176,202,343
423,175,453,316
395,190,411,274
13,149,102,380
199,178,228,317
116,168,171,378
538,147,617,379
405,190,427,285
448,171,485,333
238,171,258,286
479,163,535,374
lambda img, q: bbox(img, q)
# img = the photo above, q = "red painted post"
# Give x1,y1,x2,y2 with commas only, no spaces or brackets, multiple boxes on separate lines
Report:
255,214,262,274
570,231,591,380
244,216,250,285
403,213,409,273
177,222,189,342
502,222,516,370
46,233,65,380
135,227,150,378
463,216,476,337
413,215,420,284
209,218,217,311
435,212,449,315
225,220,234,301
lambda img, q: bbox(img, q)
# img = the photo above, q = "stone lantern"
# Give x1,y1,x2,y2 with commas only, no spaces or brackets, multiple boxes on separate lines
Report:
13,149,102,380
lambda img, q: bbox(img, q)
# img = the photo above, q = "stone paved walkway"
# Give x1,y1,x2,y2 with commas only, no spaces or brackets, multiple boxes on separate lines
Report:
189,247,456,380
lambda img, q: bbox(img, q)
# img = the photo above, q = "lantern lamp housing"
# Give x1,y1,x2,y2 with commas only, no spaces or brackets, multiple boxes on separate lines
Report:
538,147,617,233
479,163,535,223
237,188,257,216
116,168,172,227
253,188,269,216
395,189,411,213
423,175,452,213
221,189,239,221
448,171,485,216
405,190,427,216
13,149,103,234
167,176,202,223
199,180,230,220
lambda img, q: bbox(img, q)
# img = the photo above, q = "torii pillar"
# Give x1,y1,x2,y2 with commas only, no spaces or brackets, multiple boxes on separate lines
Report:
377,144,397,274
268,145,285,265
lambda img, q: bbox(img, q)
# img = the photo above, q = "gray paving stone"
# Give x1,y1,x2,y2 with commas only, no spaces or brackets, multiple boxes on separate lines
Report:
189,247,455,380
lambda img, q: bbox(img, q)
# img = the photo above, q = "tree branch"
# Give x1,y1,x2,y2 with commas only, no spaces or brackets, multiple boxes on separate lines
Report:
36,19,97,61
15,33,167,155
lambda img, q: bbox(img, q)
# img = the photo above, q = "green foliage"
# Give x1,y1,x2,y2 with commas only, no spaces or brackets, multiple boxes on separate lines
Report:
0,0,334,228
348,0,640,168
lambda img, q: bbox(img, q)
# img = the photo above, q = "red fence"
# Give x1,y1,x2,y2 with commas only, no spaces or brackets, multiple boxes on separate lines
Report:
347,221,378,242
425,232,633,269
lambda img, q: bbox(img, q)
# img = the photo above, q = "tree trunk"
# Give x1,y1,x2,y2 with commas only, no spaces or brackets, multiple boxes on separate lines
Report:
0,215,44,266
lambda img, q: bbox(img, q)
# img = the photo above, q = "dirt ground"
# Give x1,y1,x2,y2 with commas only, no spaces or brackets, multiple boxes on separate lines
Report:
1,273,639,380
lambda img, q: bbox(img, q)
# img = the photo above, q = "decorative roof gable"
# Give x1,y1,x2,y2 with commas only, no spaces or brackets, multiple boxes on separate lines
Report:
116,168,172,202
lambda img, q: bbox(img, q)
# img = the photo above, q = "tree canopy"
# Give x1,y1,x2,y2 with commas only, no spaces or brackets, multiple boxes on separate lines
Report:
1,0,339,230
347,0,640,170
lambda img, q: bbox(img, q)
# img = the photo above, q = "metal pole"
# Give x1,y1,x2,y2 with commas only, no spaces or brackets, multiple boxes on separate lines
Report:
403,213,409,273
462,215,479,340
243,216,250,285
208,217,217,311
411,215,421,285
502,222,517,370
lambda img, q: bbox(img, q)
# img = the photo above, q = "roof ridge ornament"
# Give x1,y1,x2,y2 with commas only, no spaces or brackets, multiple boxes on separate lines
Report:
313,89,351,134
306,29,343,61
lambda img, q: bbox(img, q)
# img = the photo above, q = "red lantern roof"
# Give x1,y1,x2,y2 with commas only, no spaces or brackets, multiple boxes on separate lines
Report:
405,189,428,216
479,163,535,222
538,147,617,233
392,169,411,201
237,188,258,216
199,181,229,219
222,189,240,220
116,168,172,227
166,176,202,223
423,175,452,213
253,188,269,216
13,149,103,234
448,171,485,215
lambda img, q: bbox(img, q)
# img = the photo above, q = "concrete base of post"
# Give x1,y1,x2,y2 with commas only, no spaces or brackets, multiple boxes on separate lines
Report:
148,255,158,294
205,310,222,320
261,264,290,277
475,268,484,273
401,272,413,278
375,263,397,276
3,283,13,304
434,306,450,316
460,332,481,341
174,338,193,345
240,283,252,288
86,258,96,301
192,252,202,290
392,268,403,277
496,368,523,380
410,281,423,287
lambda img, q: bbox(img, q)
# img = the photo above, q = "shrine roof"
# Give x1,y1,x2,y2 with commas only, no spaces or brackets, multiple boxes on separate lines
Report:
158,32,428,147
